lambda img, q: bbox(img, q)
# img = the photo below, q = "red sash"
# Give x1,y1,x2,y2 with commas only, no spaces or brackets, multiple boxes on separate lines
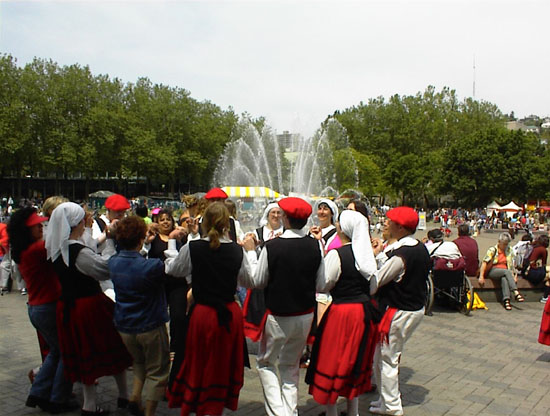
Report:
377,306,398,344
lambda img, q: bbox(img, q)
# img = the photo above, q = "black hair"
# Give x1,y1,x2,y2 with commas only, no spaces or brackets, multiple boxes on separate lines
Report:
349,199,369,219
287,216,308,230
6,207,36,264
537,234,549,248
157,208,175,231
427,228,444,242
457,224,470,236
135,205,148,218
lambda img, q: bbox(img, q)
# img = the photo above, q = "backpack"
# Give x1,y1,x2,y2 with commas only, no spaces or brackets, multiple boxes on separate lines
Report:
513,242,533,275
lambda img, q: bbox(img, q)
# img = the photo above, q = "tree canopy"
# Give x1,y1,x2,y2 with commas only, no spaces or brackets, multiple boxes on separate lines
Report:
0,54,237,195
1,54,546,206
332,86,546,206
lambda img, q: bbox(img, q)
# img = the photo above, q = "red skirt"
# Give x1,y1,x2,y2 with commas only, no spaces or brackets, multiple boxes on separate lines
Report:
56,293,132,384
539,300,550,346
168,302,244,416
307,303,378,404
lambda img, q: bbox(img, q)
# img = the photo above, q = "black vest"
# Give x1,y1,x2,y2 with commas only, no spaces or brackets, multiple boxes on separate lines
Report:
330,245,370,304
189,240,243,305
377,240,430,311
189,240,243,328
264,236,322,315
52,243,102,302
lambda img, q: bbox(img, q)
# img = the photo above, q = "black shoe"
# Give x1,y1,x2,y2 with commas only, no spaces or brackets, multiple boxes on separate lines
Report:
81,407,109,416
127,401,144,416
49,400,80,414
26,395,52,412
117,398,129,408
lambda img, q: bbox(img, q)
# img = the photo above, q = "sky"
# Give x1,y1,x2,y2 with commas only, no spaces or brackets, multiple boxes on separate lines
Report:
1,0,549,137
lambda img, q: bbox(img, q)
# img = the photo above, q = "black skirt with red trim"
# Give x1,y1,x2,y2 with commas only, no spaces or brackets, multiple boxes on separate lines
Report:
56,293,132,384
168,302,245,416
306,302,378,404
539,299,550,346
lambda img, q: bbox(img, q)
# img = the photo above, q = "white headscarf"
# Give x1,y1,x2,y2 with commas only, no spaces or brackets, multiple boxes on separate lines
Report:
45,202,85,266
314,198,338,224
259,202,281,228
339,210,377,279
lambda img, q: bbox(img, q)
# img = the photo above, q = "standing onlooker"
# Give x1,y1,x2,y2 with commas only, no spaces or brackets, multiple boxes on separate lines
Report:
110,216,170,416
453,224,480,277
8,207,77,413
370,207,431,416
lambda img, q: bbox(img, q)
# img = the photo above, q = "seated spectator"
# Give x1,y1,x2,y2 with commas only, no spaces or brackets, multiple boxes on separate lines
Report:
512,233,533,277
453,224,480,277
426,229,462,259
524,235,549,286
479,232,525,311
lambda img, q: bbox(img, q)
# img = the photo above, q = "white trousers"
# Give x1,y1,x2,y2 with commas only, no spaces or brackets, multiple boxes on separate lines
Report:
256,313,313,416
0,250,24,290
373,308,424,415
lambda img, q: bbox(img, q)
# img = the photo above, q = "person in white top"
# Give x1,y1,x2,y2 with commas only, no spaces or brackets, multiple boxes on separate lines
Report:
425,228,462,259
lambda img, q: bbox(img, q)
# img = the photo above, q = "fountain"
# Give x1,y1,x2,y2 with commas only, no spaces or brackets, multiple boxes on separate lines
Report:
212,117,357,197
211,117,359,230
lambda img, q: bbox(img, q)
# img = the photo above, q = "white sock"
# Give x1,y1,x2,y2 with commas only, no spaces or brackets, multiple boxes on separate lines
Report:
347,397,359,415
82,384,97,411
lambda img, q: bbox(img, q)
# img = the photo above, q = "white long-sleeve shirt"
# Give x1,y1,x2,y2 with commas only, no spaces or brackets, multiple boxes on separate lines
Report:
164,237,256,287
247,228,326,292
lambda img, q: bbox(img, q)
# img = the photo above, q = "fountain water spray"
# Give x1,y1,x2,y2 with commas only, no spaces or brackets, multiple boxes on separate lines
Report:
212,117,357,198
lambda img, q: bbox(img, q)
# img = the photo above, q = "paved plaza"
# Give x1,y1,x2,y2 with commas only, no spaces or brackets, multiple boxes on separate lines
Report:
1,228,549,415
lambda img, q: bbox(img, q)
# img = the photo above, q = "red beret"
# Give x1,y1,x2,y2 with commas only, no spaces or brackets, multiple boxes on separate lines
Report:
205,187,228,200
105,194,130,211
25,212,48,227
278,197,312,220
387,206,418,231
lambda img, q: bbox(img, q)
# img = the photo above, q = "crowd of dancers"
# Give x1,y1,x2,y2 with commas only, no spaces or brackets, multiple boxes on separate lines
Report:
3,189,550,416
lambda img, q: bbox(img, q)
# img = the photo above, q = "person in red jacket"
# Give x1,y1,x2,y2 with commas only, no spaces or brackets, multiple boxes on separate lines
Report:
453,224,480,277
8,207,78,413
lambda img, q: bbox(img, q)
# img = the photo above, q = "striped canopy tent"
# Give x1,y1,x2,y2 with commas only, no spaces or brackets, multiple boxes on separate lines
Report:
222,186,281,199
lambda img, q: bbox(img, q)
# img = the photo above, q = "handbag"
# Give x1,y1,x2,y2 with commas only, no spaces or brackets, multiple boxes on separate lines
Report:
433,256,466,271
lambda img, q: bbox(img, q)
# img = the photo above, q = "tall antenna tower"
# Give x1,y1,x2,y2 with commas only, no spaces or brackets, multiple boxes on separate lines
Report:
473,54,476,99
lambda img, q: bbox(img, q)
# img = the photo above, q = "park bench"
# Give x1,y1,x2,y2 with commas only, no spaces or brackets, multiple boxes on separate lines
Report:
469,276,545,302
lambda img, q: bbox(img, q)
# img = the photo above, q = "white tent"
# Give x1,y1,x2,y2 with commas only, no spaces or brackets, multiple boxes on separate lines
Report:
500,201,522,211
501,201,522,218
486,200,501,217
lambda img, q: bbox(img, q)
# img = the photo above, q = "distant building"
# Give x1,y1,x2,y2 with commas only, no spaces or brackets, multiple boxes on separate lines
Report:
506,121,540,134
276,131,297,151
